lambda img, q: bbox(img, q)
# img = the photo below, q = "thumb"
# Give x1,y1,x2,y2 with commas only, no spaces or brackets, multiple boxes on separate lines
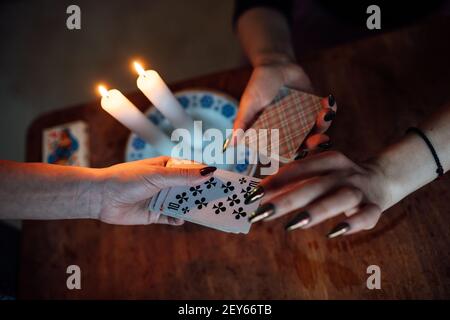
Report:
146,166,217,189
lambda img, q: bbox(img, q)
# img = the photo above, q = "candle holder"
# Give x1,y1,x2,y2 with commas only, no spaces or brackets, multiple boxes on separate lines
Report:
125,89,257,176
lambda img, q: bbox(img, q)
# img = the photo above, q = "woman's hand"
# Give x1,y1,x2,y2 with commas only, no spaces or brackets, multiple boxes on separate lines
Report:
227,61,337,157
96,156,216,225
245,151,393,238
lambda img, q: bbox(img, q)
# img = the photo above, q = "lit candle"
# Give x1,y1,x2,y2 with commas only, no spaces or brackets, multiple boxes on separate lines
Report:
98,85,175,155
134,62,193,131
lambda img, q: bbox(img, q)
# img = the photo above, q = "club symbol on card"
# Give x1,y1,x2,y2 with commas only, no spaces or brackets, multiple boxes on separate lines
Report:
226,194,240,206
181,207,190,214
241,186,252,199
212,202,226,214
204,177,217,189
232,207,247,219
189,185,203,196
239,177,247,185
195,197,208,209
248,180,259,189
221,181,235,193
175,192,189,204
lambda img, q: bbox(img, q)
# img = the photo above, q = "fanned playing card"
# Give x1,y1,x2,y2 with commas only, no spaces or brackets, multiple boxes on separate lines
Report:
149,170,261,234
245,87,323,163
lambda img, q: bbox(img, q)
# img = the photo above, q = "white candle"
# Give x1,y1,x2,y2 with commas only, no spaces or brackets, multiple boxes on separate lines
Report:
98,85,174,155
134,62,193,131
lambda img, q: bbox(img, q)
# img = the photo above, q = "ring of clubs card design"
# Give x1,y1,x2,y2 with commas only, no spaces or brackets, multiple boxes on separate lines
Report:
149,169,262,234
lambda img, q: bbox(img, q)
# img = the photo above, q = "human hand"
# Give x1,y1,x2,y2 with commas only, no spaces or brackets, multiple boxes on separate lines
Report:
96,156,216,225
245,151,393,238
226,61,337,158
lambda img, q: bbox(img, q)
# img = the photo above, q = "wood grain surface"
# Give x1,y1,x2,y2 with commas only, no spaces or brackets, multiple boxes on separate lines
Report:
20,18,450,299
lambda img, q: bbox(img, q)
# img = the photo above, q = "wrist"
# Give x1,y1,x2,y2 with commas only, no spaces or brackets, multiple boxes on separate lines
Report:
364,133,438,211
252,52,295,67
82,168,106,221
236,7,296,68
362,156,396,211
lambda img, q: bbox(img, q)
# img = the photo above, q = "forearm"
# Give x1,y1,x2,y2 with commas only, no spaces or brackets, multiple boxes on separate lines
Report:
236,7,295,66
0,161,102,220
372,105,450,210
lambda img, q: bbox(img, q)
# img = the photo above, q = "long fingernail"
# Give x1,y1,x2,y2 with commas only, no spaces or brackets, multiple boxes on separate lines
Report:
248,203,275,223
328,94,335,107
200,166,217,176
294,149,308,160
318,141,332,150
285,211,311,231
244,185,265,205
327,222,350,239
324,110,336,122
169,217,184,225
222,136,231,152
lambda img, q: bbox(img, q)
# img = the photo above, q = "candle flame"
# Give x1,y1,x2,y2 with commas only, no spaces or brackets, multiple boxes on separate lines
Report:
134,61,146,76
98,85,108,97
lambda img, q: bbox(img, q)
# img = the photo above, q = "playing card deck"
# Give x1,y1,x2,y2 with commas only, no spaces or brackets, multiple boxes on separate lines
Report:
246,87,324,163
149,88,326,233
149,169,261,234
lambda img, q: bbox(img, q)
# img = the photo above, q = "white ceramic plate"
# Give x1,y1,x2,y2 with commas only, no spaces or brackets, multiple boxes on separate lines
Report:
125,89,256,176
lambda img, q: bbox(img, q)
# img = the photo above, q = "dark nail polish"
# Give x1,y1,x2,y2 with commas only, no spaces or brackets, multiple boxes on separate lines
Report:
327,222,350,239
200,166,217,176
248,203,275,223
222,137,230,152
318,141,332,150
294,149,308,160
324,110,336,122
285,211,311,231
328,94,335,107
244,185,265,205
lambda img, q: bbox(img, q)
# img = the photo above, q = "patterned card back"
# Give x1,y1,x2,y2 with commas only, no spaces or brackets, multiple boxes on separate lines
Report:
246,87,323,162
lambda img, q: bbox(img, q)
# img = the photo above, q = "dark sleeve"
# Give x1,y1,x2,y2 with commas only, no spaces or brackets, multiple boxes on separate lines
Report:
232,0,294,27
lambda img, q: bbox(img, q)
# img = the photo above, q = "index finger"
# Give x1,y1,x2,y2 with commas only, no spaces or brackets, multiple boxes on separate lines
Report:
245,151,355,205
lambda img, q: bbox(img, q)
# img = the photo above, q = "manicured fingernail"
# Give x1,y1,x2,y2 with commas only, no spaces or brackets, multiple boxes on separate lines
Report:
324,110,336,122
248,203,275,223
285,211,311,231
169,217,184,225
318,141,332,150
200,166,217,176
244,185,265,205
222,137,231,152
328,94,335,107
327,222,350,239
294,149,308,160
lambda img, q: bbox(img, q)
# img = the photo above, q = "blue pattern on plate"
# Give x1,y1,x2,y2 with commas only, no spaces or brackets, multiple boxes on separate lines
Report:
235,150,251,173
177,96,190,108
132,137,146,150
221,103,235,118
200,95,214,108
148,113,161,125
235,163,249,172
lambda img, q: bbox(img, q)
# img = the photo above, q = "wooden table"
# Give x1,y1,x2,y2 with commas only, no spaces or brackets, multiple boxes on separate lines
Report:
20,18,450,299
